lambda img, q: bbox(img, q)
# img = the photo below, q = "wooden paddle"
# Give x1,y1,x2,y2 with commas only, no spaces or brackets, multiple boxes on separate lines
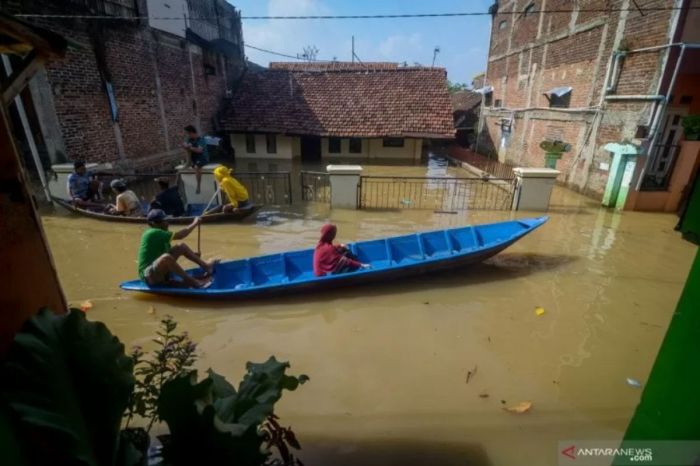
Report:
197,185,222,255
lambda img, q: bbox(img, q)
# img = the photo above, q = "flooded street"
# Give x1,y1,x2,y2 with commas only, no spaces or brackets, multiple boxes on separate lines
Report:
41,167,695,465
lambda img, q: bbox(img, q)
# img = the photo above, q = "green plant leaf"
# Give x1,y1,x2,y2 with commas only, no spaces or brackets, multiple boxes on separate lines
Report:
1,309,134,466
157,372,265,466
207,368,237,398
215,357,309,428
158,360,308,466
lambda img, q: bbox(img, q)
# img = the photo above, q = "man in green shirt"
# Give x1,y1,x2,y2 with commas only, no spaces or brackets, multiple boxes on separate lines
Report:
137,209,216,288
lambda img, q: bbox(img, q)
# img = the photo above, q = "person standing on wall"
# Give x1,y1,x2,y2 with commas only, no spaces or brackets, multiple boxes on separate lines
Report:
182,125,209,194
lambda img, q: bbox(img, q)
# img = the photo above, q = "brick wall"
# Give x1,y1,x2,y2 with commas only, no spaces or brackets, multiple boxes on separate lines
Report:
2,0,244,170
482,0,679,199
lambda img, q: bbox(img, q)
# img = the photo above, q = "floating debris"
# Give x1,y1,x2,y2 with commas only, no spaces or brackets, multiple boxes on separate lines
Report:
535,306,545,317
79,300,93,312
626,378,642,388
466,365,478,384
147,305,156,316
503,401,533,414
478,392,490,399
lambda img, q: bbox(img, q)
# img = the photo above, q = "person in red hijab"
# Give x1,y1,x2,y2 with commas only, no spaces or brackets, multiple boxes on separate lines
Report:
313,224,369,276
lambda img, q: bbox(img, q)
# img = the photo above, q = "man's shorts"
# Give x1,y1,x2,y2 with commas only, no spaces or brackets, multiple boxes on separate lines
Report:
237,199,252,209
143,260,169,286
190,153,209,168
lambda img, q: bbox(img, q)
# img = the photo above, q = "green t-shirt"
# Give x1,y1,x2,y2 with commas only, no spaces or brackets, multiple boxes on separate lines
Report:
137,228,174,279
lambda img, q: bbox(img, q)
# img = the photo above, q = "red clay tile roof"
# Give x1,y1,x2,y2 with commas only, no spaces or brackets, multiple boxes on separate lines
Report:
269,61,400,71
220,67,455,138
450,91,482,112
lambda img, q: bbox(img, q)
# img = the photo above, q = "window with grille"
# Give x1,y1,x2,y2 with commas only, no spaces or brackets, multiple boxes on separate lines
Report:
349,138,362,153
266,134,277,154
382,138,404,148
328,137,341,153
245,134,256,153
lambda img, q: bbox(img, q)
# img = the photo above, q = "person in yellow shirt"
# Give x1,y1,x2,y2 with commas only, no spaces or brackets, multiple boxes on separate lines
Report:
212,165,251,213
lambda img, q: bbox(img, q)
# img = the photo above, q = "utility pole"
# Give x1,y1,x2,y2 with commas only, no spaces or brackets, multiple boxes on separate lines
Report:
352,36,355,63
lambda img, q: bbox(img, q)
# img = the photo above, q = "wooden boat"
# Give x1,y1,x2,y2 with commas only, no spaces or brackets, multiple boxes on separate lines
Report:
120,217,548,298
52,197,258,224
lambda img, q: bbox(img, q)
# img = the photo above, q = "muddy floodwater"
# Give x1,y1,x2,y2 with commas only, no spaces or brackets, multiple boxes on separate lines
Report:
41,162,695,466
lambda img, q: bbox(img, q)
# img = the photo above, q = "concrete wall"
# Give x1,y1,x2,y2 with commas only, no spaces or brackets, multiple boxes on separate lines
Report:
147,0,187,37
480,0,681,199
232,134,296,159
626,141,700,212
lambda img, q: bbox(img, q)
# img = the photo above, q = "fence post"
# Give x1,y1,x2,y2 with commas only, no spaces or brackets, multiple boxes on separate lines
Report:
512,167,560,211
327,164,363,209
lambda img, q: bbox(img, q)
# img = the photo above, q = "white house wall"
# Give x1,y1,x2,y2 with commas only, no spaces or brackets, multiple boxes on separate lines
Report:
368,138,422,161
232,134,423,161
232,134,295,160
321,137,369,158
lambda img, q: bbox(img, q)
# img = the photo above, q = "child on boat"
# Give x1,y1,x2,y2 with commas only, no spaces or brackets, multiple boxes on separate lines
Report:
137,209,216,288
313,224,370,276
211,166,252,213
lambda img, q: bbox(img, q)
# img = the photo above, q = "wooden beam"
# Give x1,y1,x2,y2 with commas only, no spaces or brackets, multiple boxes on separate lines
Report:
0,100,66,354
0,12,67,59
1,50,42,106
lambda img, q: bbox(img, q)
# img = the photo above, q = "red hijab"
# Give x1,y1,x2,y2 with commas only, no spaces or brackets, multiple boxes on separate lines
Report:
318,224,337,245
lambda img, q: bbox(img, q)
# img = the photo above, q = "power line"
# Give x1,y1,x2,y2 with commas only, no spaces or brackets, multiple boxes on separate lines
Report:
13,6,697,21
244,43,317,61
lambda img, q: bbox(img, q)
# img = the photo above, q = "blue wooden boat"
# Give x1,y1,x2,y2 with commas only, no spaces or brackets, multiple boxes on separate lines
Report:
120,216,548,298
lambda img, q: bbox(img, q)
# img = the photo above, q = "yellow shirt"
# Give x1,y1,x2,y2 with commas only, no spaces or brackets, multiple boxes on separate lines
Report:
220,177,249,207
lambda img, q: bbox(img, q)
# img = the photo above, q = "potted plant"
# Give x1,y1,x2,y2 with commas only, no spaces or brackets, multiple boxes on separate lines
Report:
681,115,700,141
539,139,571,168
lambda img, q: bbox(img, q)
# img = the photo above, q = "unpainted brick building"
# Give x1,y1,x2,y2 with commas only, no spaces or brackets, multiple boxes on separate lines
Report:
478,0,700,203
1,0,245,172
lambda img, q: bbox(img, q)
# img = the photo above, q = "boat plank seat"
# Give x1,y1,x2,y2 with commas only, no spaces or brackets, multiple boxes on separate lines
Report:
420,231,452,258
354,239,391,269
387,234,424,264
284,249,314,282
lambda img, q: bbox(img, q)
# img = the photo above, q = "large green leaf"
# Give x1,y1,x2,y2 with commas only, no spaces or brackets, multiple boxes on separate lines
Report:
158,372,265,466
158,359,308,466
2,309,135,466
216,356,309,427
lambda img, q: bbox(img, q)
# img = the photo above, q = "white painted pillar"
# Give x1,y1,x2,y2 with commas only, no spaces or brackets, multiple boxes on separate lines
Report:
177,163,219,205
327,164,362,209
512,167,560,211
49,162,112,201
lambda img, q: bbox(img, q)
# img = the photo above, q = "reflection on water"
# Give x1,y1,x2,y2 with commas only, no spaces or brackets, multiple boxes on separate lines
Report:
40,181,694,466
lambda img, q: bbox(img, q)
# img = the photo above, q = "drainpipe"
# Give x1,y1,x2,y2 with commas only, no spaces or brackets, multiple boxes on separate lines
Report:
1,55,52,203
604,95,666,101
606,51,627,94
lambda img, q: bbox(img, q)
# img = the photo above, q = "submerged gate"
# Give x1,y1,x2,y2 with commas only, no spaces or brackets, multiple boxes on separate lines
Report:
235,172,293,205
358,176,515,211
300,170,331,203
